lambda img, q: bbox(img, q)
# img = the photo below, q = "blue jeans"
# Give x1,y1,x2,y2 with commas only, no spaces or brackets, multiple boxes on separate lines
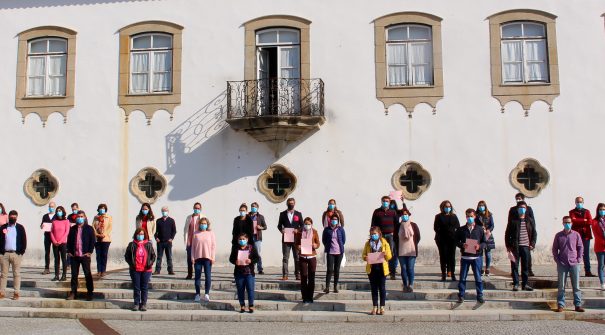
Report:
129,270,151,306
94,242,110,273
557,263,582,307
484,249,492,270
194,258,212,295
583,239,592,273
155,241,173,273
253,237,263,272
234,273,255,307
398,256,416,287
597,252,605,285
458,257,483,300
383,234,396,274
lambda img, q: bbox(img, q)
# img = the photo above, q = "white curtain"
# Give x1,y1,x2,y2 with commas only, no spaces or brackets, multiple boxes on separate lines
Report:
153,51,172,92
280,46,300,79
410,42,432,85
525,40,548,81
279,46,300,114
387,44,407,86
27,56,45,96
48,55,66,96
130,53,149,93
501,41,522,82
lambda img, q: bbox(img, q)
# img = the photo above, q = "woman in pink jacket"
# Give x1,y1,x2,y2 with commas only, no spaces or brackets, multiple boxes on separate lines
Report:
190,217,216,303
50,206,70,281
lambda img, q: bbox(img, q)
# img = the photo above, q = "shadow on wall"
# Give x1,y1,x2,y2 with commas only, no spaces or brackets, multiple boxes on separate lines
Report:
165,90,268,201
0,0,156,9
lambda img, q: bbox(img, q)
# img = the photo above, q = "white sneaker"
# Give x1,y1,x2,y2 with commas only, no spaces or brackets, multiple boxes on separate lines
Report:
194,294,200,303
204,294,210,302
601,283,605,291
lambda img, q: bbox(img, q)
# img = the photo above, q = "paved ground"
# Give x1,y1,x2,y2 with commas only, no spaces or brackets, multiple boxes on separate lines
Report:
0,318,604,335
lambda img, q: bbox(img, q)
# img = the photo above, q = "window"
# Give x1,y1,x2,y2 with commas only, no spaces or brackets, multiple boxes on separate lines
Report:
24,169,59,206
373,12,443,116
130,33,173,94
130,167,167,204
501,22,548,84
509,158,549,197
27,38,67,97
386,25,433,86
391,161,431,200
257,164,297,203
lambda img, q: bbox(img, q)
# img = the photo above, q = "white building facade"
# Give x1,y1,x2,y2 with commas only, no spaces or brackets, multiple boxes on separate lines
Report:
0,0,604,265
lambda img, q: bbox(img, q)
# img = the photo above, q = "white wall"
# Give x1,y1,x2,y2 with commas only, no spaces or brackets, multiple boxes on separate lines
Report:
0,0,604,266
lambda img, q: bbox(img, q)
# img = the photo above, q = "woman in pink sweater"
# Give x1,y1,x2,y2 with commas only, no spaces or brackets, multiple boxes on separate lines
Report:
190,217,216,303
50,206,70,281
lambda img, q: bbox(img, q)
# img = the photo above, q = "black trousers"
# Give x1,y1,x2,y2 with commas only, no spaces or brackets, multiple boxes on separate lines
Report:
299,257,316,302
326,253,343,287
44,232,51,269
368,265,386,307
511,246,530,287
52,243,67,277
70,256,94,294
437,241,456,276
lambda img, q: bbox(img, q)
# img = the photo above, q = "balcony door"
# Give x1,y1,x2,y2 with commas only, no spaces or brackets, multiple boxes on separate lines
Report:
256,28,300,115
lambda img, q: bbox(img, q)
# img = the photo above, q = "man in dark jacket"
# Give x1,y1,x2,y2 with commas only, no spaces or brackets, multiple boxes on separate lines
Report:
455,209,486,304
154,206,177,275
505,201,537,291
249,202,267,274
0,210,27,300
277,198,303,280
40,201,56,274
371,195,399,279
569,196,595,277
66,211,95,301
507,193,536,276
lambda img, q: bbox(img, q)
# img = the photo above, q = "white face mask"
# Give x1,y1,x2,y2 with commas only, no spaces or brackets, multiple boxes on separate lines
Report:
304,225,312,231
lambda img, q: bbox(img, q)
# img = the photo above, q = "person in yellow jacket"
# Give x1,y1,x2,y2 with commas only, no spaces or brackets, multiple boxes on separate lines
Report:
362,226,392,315
92,204,112,278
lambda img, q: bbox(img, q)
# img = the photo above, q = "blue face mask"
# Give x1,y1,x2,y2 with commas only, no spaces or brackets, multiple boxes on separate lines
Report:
193,209,201,215
402,215,410,222
563,223,572,230
478,206,486,212
331,220,339,226
56,211,63,218
136,234,145,241
49,207,55,213
599,210,605,217
0,208,3,215
76,217,85,225
576,203,584,210
72,210,78,215
238,239,247,246
251,207,258,213
518,207,527,215
98,209,106,215
390,204,397,210
141,209,149,216
371,234,379,241
240,211,246,217
328,204,335,211
444,207,452,214
162,211,168,217
467,217,475,225
382,201,390,209
199,224,208,231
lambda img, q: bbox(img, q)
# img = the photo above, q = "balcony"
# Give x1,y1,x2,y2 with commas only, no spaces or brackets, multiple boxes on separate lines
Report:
226,78,325,151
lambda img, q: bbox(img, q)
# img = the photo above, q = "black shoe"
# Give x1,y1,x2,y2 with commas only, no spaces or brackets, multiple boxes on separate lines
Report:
323,288,330,294
529,271,535,277
51,276,59,281
333,287,339,293
258,271,264,275
451,275,457,281
59,274,67,281
477,297,485,304
86,293,93,301
153,271,160,275
512,285,519,292
185,274,192,280
139,304,147,312
390,274,396,280
168,271,175,275
457,296,464,303
131,305,139,311
586,272,596,277
522,286,534,291
441,274,446,282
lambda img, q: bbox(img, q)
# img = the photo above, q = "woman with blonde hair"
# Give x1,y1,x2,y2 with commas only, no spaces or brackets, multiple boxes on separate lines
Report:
362,226,392,315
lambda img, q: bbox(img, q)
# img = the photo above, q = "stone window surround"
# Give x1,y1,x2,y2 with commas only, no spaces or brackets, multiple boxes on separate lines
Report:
257,164,297,203
509,158,549,198
15,26,77,126
24,169,60,206
243,15,311,81
118,21,183,123
373,12,444,117
129,167,167,204
488,9,559,116
391,161,431,201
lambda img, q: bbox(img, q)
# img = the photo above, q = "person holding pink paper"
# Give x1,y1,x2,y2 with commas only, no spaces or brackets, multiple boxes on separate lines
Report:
295,217,320,303
277,198,303,280
322,214,346,293
362,226,392,315
396,209,420,293
455,209,487,304
229,233,259,313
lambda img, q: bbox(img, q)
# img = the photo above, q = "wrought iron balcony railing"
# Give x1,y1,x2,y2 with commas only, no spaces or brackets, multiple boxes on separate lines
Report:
227,78,324,119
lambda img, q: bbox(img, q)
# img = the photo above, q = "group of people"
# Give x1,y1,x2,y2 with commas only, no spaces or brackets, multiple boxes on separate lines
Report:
0,191,603,314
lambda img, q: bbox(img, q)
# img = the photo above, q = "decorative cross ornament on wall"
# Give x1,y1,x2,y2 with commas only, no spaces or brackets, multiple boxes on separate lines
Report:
138,173,164,198
267,170,292,196
399,169,425,194
516,167,542,191
33,174,56,200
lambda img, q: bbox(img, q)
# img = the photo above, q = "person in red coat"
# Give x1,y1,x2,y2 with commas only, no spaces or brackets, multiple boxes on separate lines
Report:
591,203,605,289
569,196,594,277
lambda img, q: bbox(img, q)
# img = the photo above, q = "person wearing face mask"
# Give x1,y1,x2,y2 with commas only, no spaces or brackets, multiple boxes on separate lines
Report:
248,202,267,275
229,233,259,313
184,202,205,279
190,217,215,303
154,206,176,275
50,206,70,281
553,216,585,313
455,209,487,304
277,198,303,280
232,203,253,246
322,214,346,293
68,203,79,226
40,201,56,275
475,200,495,276
434,200,461,281
362,226,392,315
507,193,536,276
396,209,420,293
591,203,605,290
505,201,537,291
136,203,156,250
322,199,345,228
66,211,95,301
371,196,399,280
124,228,156,312
92,204,112,278
0,203,7,225
295,217,321,303
0,210,27,300
569,196,595,277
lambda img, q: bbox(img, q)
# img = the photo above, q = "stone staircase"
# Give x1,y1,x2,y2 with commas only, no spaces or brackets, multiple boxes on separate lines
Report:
2,266,605,322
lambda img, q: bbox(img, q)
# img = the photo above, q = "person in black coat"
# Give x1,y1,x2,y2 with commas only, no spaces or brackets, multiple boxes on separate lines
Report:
455,209,487,304
249,202,267,274
66,211,95,301
232,203,254,245
434,200,461,281
505,201,537,291
154,206,177,275
125,228,156,311
0,210,27,300
276,198,303,280
507,193,536,276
